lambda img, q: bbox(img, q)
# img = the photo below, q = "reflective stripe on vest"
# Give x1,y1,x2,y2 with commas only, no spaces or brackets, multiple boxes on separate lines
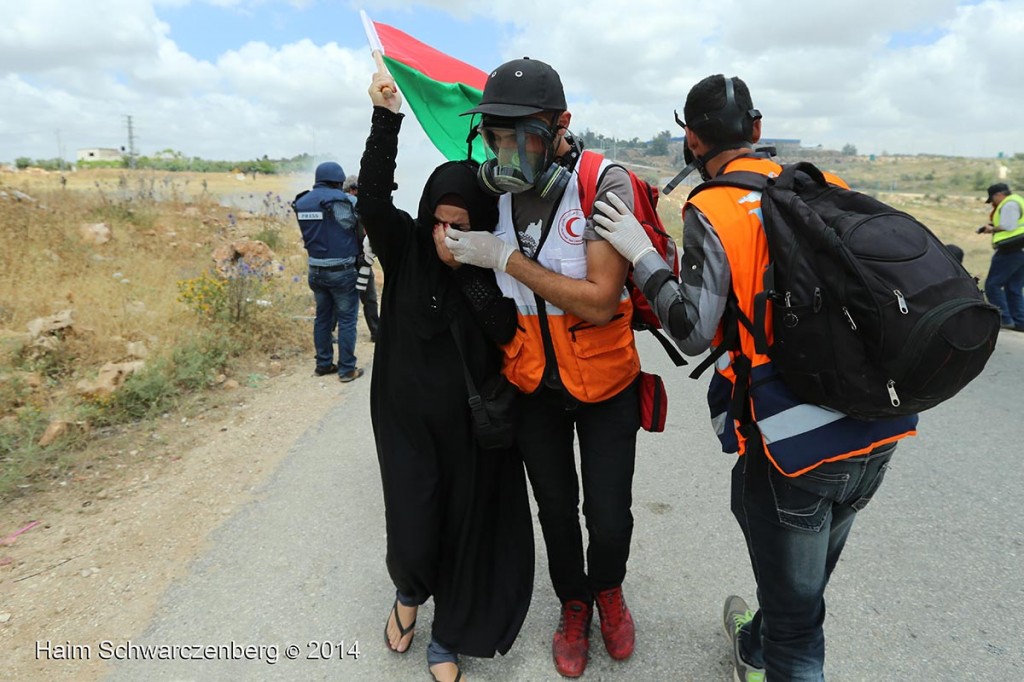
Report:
992,194,1024,248
494,153,640,403
689,157,917,476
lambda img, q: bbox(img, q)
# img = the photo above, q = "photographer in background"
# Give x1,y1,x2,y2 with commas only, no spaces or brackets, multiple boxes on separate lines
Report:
292,161,363,381
344,174,381,342
977,183,1024,331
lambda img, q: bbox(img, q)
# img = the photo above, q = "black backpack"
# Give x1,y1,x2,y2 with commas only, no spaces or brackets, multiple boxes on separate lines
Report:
689,161,1000,420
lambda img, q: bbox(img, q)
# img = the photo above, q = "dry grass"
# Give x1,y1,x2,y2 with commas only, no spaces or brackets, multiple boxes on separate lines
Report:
0,169,313,500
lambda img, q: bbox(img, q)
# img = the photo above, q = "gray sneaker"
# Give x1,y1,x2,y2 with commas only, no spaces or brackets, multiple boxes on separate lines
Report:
723,595,765,682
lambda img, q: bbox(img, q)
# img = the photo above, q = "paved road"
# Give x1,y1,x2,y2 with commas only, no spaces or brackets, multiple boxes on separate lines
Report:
107,330,1024,681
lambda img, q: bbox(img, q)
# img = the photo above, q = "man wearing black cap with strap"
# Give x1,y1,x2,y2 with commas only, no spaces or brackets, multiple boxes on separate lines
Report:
978,182,1024,331
444,57,640,678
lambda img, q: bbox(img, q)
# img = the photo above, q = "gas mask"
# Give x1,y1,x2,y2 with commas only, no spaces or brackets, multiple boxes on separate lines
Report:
477,115,567,197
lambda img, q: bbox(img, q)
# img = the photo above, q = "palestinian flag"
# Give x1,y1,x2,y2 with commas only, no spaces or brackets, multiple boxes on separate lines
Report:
362,13,487,163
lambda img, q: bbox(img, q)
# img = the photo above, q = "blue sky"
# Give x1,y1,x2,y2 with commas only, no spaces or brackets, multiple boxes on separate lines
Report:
1,0,1022,199
160,3,504,68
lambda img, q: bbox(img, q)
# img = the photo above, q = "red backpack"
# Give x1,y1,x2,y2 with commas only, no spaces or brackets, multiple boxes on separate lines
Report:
577,151,686,367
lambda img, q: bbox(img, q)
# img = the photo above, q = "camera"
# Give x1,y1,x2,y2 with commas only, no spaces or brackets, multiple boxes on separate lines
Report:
976,225,988,234
356,265,372,292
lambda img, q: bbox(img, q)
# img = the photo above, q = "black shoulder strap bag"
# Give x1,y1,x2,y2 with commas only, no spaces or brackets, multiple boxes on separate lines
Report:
449,317,520,451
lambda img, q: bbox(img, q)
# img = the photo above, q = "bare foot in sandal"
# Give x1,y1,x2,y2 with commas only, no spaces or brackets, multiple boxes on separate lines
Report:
429,661,464,682
384,599,418,652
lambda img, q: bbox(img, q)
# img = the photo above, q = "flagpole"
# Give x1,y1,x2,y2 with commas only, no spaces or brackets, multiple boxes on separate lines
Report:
359,10,395,98
360,10,384,55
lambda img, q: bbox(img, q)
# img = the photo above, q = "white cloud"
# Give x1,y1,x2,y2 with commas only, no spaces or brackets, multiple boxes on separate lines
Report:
0,0,169,72
0,0,1021,185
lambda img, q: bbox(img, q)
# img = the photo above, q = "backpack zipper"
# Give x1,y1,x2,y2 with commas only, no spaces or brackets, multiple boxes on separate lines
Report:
894,290,908,314
842,306,857,330
889,297,988,386
886,379,900,407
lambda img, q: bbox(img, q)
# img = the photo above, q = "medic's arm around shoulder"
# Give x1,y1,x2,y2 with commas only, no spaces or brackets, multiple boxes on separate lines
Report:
633,205,730,356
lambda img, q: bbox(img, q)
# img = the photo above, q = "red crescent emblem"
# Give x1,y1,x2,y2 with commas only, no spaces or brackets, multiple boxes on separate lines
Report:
565,216,581,238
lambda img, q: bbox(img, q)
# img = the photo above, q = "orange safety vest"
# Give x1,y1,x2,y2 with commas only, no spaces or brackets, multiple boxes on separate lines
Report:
494,152,640,403
687,156,917,476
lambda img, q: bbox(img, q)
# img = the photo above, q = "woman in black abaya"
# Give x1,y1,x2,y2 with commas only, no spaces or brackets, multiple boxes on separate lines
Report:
356,61,533,682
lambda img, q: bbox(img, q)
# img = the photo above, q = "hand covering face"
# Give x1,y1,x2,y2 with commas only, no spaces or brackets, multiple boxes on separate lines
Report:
415,161,498,234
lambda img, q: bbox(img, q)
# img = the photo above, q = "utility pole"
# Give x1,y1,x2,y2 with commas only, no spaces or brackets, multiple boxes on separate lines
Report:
55,129,64,170
125,114,137,168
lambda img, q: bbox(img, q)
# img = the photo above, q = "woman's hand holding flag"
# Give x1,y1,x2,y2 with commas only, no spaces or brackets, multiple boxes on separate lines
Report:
369,51,402,113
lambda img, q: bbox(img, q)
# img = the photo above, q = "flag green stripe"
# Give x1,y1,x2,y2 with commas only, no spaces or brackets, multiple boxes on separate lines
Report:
384,57,486,163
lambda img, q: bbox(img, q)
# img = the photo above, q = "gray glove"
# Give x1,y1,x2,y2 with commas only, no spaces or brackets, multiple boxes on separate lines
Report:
444,228,516,272
593,191,656,265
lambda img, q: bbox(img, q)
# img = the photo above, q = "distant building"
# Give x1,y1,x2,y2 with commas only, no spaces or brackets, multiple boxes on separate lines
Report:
667,136,802,150
760,138,801,151
76,148,123,162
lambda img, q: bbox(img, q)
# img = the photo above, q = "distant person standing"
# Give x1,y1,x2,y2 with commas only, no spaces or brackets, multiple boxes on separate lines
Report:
978,183,1024,331
292,161,364,382
344,174,381,342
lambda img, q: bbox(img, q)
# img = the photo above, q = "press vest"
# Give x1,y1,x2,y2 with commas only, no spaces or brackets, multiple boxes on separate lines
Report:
493,152,640,403
991,193,1024,249
293,185,359,260
687,156,917,477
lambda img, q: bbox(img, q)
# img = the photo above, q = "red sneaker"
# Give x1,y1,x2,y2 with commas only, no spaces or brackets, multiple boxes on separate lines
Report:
595,586,635,660
552,600,591,678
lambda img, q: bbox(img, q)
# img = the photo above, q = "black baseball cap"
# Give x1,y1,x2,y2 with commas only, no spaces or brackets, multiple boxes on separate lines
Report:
462,58,566,118
986,182,1010,203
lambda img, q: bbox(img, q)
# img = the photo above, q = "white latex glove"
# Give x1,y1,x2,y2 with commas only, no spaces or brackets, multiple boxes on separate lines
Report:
444,227,516,271
362,235,375,266
593,191,656,265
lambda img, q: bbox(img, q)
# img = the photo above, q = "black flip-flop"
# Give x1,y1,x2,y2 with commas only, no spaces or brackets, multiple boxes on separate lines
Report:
384,598,416,653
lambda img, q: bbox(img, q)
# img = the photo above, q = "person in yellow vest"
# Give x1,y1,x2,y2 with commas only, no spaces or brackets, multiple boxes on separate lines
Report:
591,74,918,681
444,57,640,679
977,183,1024,331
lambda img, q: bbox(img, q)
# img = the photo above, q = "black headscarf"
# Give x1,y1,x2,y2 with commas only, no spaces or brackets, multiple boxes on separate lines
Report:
415,160,499,233
409,160,499,337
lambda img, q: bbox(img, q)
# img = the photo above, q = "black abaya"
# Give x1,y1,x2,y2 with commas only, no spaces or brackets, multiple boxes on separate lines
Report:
356,106,533,657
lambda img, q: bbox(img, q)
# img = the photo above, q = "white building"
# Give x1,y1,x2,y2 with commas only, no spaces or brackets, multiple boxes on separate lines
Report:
76,148,123,162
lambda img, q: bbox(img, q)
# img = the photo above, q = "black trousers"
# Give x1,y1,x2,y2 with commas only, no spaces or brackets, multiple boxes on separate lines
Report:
517,379,639,604
359,270,380,338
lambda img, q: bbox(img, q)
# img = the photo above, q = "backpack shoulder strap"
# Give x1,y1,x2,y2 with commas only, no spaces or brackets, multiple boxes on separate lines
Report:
687,171,769,200
577,150,607,216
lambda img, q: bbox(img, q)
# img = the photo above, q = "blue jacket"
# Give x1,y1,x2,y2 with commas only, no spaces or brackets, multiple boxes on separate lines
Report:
293,184,359,260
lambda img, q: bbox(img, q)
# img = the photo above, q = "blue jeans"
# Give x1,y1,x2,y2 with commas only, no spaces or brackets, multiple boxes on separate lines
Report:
731,436,896,681
984,248,1024,326
308,265,358,374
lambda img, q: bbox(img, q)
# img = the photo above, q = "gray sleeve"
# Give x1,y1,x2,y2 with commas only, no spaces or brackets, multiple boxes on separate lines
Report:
631,205,731,356
583,165,634,241
997,200,1022,232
